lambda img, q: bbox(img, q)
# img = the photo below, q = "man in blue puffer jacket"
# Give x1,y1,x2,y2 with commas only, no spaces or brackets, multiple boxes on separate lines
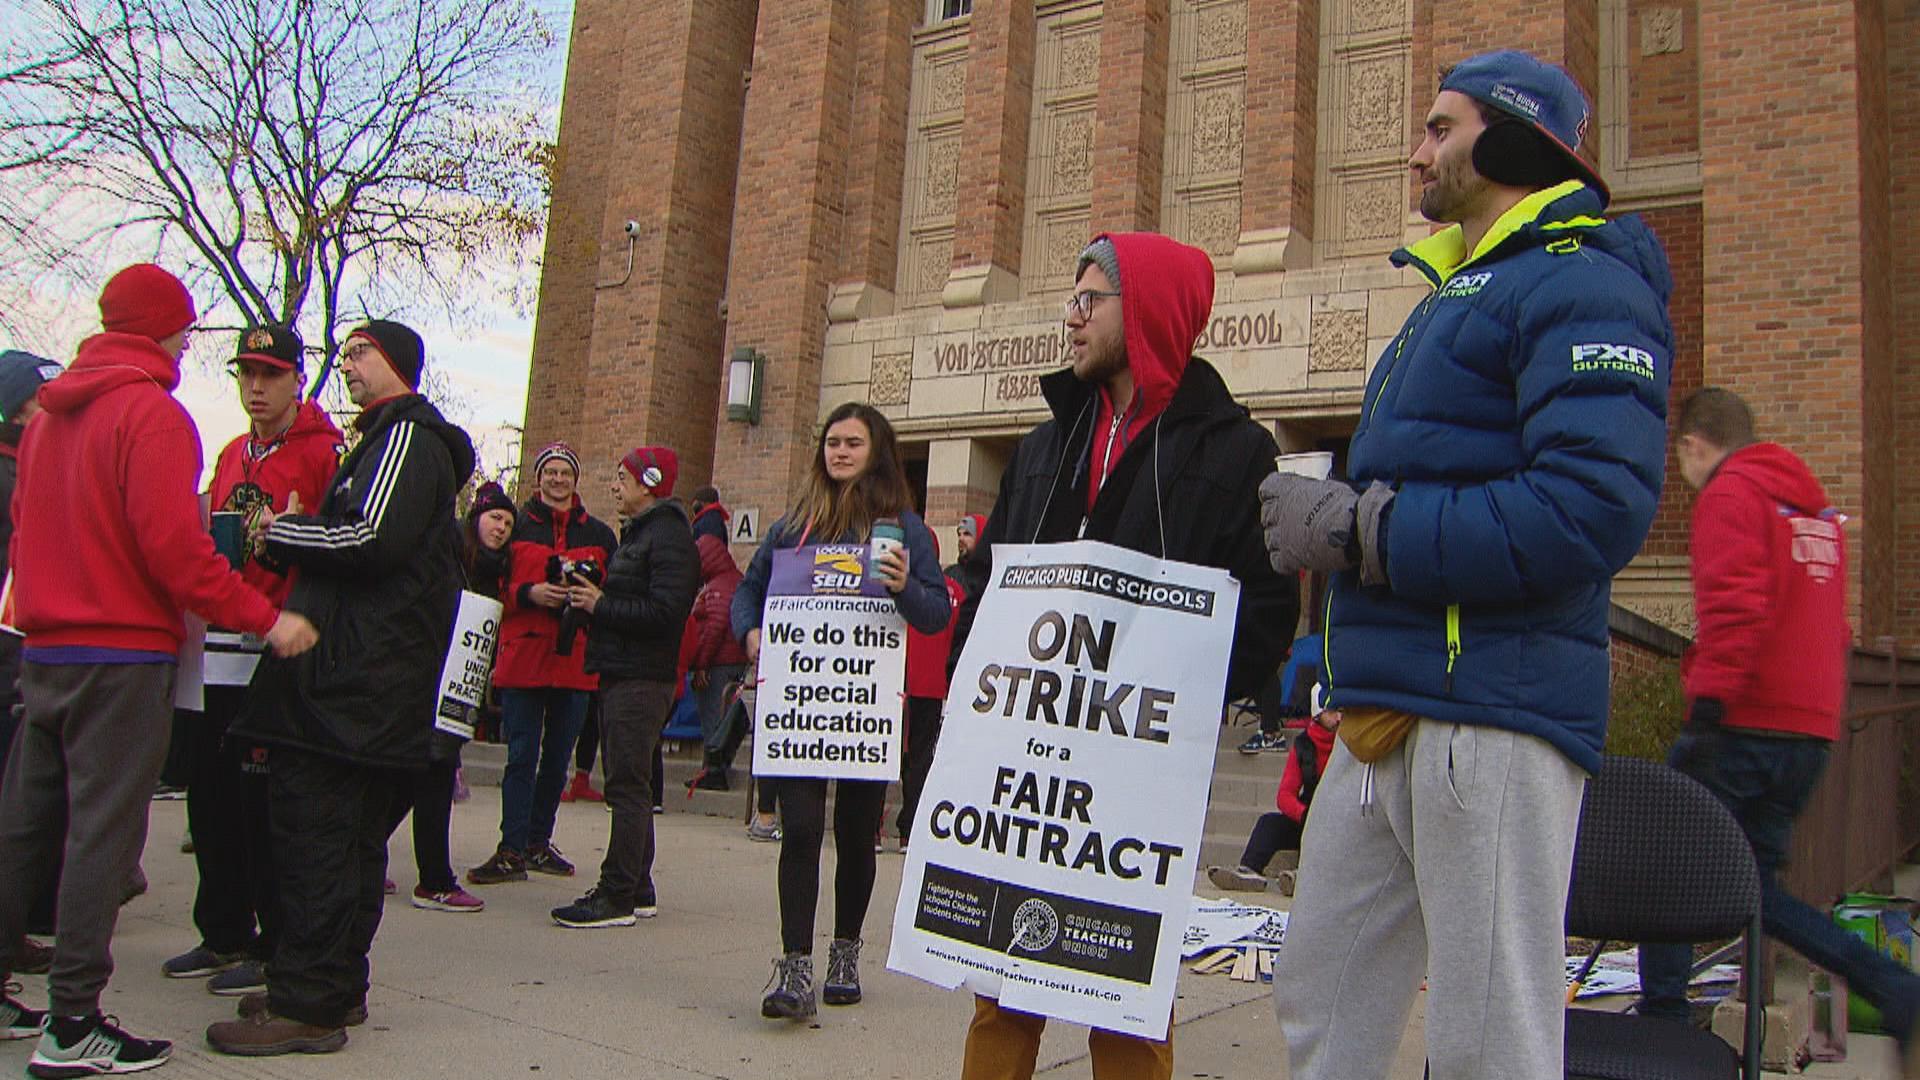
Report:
1262,51,1671,1079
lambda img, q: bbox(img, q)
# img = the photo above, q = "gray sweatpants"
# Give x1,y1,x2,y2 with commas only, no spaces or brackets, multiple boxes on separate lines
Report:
1271,719,1586,1080
0,662,175,1017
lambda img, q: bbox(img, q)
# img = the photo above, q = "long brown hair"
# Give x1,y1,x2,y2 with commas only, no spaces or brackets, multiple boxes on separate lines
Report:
786,402,914,542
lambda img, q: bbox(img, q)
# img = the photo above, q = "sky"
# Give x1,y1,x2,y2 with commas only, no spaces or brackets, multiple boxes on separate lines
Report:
3,0,578,485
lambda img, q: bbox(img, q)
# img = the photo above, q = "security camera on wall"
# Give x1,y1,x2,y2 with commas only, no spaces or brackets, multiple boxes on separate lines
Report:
623,220,639,237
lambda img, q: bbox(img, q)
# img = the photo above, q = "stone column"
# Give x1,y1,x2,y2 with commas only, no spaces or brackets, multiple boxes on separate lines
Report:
830,0,925,323
1090,0,1171,232
1236,0,1316,273
946,0,1035,307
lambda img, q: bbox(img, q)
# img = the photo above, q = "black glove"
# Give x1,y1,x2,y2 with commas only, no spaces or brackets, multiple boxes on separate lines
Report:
1669,697,1726,780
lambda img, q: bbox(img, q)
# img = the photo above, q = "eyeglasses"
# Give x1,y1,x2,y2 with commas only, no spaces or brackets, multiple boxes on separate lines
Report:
1063,289,1120,321
339,341,377,364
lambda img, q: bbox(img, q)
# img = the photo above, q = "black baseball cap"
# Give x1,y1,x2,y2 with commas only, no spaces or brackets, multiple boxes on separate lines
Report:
233,325,304,372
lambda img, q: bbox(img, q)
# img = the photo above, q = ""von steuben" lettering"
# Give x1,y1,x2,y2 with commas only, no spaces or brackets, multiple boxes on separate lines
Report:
930,307,1289,379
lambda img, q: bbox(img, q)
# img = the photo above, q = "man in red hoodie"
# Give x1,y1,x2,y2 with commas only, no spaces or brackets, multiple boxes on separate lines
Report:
1639,388,1920,1063
162,325,344,998
0,264,317,1077
949,234,1295,1080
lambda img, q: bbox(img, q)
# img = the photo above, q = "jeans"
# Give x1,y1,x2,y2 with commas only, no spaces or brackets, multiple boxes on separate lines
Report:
497,688,588,852
1239,811,1305,873
1640,731,1920,1038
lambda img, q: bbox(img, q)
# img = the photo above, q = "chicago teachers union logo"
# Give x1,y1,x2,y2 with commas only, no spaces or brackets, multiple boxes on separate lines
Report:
1009,898,1061,953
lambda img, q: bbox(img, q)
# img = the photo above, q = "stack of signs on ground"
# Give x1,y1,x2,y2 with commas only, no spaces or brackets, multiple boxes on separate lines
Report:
1184,897,1288,984
752,544,906,781
887,540,1239,1040
1563,948,1742,1000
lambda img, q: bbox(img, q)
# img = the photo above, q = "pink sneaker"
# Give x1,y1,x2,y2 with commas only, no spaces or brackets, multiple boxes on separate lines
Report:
412,884,485,913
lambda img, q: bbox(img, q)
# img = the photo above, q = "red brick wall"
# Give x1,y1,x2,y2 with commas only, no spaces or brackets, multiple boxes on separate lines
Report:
1241,0,1316,238
1422,0,1602,172
1636,203,1703,558
1893,0,1920,648
840,0,922,290
1699,0,1871,635
1626,0,1699,158
952,0,1034,273
1855,0,1894,642
711,0,858,533
1091,0,1170,232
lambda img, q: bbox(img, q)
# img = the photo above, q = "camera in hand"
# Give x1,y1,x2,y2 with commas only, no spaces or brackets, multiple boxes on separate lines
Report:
546,555,603,656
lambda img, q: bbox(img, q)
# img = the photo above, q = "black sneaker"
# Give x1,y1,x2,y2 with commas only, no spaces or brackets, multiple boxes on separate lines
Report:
1237,730,1288,754
550,888,636,929
29,1014,170,1077
2,981,45,1041
206,961,266,997
162,945,246,979
466,848,528,885
524,842,575,877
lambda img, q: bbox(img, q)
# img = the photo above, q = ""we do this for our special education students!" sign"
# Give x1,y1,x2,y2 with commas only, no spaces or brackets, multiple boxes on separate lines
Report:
751,544,907,782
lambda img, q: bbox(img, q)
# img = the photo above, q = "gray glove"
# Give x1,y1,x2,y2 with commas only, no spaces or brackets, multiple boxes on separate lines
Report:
1356,480,1394,587
1259,473,1359,575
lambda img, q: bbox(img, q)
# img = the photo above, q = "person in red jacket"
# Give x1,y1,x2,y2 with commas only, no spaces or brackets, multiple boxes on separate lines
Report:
1207,711,1339,896
1640,389,1920,1065
469,441,617,884
894,529,964,852
0,264,317,1075
686,534,751,791
161,325,344,998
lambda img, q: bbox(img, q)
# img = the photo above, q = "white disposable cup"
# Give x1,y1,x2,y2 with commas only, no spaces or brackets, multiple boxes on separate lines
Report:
1274,451,1334,480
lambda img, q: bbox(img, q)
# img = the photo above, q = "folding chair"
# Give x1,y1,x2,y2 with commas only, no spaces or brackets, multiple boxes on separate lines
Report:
1564,754,1763,1080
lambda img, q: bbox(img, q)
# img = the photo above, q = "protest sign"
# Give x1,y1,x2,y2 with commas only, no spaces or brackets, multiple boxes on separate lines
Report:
751,544,907,782
886,540,1238,1039
433,591,503,740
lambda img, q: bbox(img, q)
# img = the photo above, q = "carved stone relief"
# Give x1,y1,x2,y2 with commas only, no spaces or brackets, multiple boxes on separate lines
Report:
1341,175,1401,241
870,353,912,406
1059,32,1100,88
1195,2,1248,63
1344,55,1405,154
1186,196,1241,256
925,137,960,218
1191,85,1245,175
1640,8,1682,55
1052,112,1095,194
1047,215,1089,279
930,58,967,114
1346,0,1404,36
918,236,953,297
1309,310,1366,372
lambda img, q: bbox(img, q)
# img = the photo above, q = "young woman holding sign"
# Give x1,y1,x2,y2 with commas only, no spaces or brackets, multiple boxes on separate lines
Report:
732,402,952,1021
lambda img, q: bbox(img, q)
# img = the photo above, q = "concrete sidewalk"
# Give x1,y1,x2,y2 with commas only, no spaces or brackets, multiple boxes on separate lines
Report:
1,786,1903,1078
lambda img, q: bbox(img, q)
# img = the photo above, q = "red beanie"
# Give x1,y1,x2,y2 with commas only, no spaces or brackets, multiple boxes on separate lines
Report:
621,446,679,498
99,264,197,342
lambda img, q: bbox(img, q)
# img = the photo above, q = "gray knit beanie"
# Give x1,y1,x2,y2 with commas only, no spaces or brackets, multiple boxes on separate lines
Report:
1075,238,1122,289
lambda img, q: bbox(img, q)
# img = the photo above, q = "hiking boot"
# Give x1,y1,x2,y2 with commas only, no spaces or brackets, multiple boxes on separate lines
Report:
1237,730,1287,755
560,769,603,803
238,994,364,1027
29,1013,170,1076
162,945,246,979
206,961,266,996
524,842,575,877
412,884,485,913
761,953,816,1020
823,937,862,1006
550,888,636,929
15,937,53,976
747,818,782,843
205,1013,345,1057
1206,865,1268,892
2,981,45,1041
466,848,528,885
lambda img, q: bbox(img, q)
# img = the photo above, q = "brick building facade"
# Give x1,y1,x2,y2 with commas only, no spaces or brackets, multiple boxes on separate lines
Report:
521,0,1920,649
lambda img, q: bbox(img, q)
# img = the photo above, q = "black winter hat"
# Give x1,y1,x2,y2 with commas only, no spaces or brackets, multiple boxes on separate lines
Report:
0,350,62,422
347,319,424,389
468,481,516,523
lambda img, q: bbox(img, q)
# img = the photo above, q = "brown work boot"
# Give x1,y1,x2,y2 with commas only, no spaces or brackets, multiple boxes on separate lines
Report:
205,1013,346,1056
237,993,366,1027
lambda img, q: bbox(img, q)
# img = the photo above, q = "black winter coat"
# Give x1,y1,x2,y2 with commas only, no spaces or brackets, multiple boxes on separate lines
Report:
583,499,700,682
953,359,1296,701
235,394,475,767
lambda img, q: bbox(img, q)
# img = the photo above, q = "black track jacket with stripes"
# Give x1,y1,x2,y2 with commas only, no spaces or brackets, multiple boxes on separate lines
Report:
234,393,477,768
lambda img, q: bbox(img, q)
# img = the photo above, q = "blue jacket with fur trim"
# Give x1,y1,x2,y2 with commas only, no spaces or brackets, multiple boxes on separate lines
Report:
1324,181,1673,773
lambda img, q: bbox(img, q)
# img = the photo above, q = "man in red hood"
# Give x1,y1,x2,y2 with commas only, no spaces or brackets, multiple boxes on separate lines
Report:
0,264,317,1076
950,234,1295,1079
1640,389,1920,1064
162,324,344,998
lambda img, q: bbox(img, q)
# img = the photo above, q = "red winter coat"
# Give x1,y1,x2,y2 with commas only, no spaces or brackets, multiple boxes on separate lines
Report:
906,532,962,700
1275,719,1338,822
491,495,617,690
11,333,278,650
689,535,748,670
209,400,343,609
1682,442,1850,740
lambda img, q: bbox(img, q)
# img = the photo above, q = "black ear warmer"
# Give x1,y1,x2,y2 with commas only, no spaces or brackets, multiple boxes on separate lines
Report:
1471,117,1582,189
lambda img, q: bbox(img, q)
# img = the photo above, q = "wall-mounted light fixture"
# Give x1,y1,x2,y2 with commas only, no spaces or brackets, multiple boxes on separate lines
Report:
727,346,765,425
